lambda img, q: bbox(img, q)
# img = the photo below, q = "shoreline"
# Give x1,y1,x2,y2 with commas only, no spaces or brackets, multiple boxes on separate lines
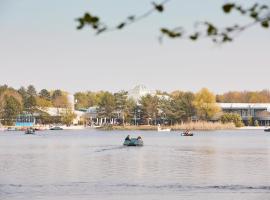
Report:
1,125,268,131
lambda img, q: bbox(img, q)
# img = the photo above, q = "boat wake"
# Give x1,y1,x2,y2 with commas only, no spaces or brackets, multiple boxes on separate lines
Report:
94,146,126,153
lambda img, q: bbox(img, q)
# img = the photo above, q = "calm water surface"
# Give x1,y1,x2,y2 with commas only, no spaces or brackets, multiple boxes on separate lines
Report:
0,129,269,200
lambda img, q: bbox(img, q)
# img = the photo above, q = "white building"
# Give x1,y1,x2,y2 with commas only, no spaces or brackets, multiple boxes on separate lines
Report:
128,85,155,103
219,103,270,126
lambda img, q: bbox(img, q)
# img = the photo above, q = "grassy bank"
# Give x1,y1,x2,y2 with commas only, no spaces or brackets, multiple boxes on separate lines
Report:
98,121,235,131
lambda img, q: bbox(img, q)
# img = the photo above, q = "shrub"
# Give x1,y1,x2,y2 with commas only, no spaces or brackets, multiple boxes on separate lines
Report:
221,113,244,127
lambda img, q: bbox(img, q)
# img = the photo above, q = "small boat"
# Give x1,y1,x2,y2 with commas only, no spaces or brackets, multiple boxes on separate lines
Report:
157,124,171,132
264,128,270,132
6,127,16,131
25,128,35,134
123,137,144,146
50,126,64,130
181,132,193,136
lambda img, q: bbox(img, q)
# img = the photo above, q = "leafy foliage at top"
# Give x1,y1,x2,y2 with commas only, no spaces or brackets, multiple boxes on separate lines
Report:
76,1,270,44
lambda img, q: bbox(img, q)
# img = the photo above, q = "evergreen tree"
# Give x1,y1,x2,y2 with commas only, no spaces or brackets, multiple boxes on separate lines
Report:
3,96,22,125
39,89,51,101
27,85,37,96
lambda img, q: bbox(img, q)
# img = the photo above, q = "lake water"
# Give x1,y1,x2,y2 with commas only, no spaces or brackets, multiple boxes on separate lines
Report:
0,129,269,200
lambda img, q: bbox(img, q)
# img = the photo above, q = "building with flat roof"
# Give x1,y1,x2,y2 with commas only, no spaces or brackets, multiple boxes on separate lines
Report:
219,103,270,126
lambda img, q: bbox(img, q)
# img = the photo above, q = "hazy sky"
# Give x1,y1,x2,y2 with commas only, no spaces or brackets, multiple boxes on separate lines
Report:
0,0,269,94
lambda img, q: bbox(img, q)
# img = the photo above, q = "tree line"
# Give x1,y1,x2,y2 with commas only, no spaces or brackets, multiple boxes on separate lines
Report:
1,84,270,126
0,84,72,125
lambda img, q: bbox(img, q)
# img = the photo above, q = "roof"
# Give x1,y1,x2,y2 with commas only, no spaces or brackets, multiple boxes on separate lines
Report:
128,85,155,102
218,103,270,111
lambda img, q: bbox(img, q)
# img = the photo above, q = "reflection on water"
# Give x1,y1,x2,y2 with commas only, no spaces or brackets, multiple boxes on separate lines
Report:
0,129,270,200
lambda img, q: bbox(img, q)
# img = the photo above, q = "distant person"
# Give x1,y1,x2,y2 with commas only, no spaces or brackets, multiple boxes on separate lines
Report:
125,135,131,141
137,136,142,140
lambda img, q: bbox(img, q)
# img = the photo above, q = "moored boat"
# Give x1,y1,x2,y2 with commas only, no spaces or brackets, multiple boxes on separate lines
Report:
264,128,270,132
50,126,64,130
157,124,171,132
25,128,35,134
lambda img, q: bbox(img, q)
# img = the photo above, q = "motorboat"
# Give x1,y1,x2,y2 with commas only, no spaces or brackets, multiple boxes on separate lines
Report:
157,124,171,132
50,126,64,130
25,128,35,134
123,137,144,146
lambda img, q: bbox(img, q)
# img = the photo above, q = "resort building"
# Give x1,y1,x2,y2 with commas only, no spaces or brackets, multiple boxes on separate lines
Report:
128,85,155,103
219,103,270,126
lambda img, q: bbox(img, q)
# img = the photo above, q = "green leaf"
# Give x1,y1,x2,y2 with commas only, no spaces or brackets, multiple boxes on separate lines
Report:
153,2,164,12
261,21,269,28
222,34,233,43
76,18,84,30
260,5,268,10
96,27,107,35
250,12,258,19
206,23,217,36
249,3,258,12
160,28,181,38
117,23,125,29
161,28,170,34
127,16,135,21
189,33,199,41
222,3,235,13
83,13,99,25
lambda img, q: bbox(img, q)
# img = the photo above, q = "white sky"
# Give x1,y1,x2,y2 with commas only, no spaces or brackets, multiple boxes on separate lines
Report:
0,0,269,94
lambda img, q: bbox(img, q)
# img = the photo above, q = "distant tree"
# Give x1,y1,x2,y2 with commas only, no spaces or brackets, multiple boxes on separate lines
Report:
36,97,52,108
123,98,137,124
61,109,77,126
39,89,51,101
97,92,116,119
254,119,259,126
140,94,159,125
0,85,8,95
0,89,23,118
247,116,254,126
74,92,98,109
52,90,62,100
114,91,128,121
217,90,270,103
2,96,22,125
170,91,196,122
24,95,37,114
53,95,70,108
114,91,136,124
27,85,37,96
221,113,244,127
193,88,221,120
157,97,175,125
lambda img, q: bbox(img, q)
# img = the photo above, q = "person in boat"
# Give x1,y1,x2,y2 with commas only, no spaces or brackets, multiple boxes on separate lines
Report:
137,136,142,140
125,135,131,141
184,129,190,134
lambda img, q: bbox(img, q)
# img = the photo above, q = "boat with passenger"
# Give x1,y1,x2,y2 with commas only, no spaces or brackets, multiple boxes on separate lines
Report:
181,129,193,136
123,135,144,146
